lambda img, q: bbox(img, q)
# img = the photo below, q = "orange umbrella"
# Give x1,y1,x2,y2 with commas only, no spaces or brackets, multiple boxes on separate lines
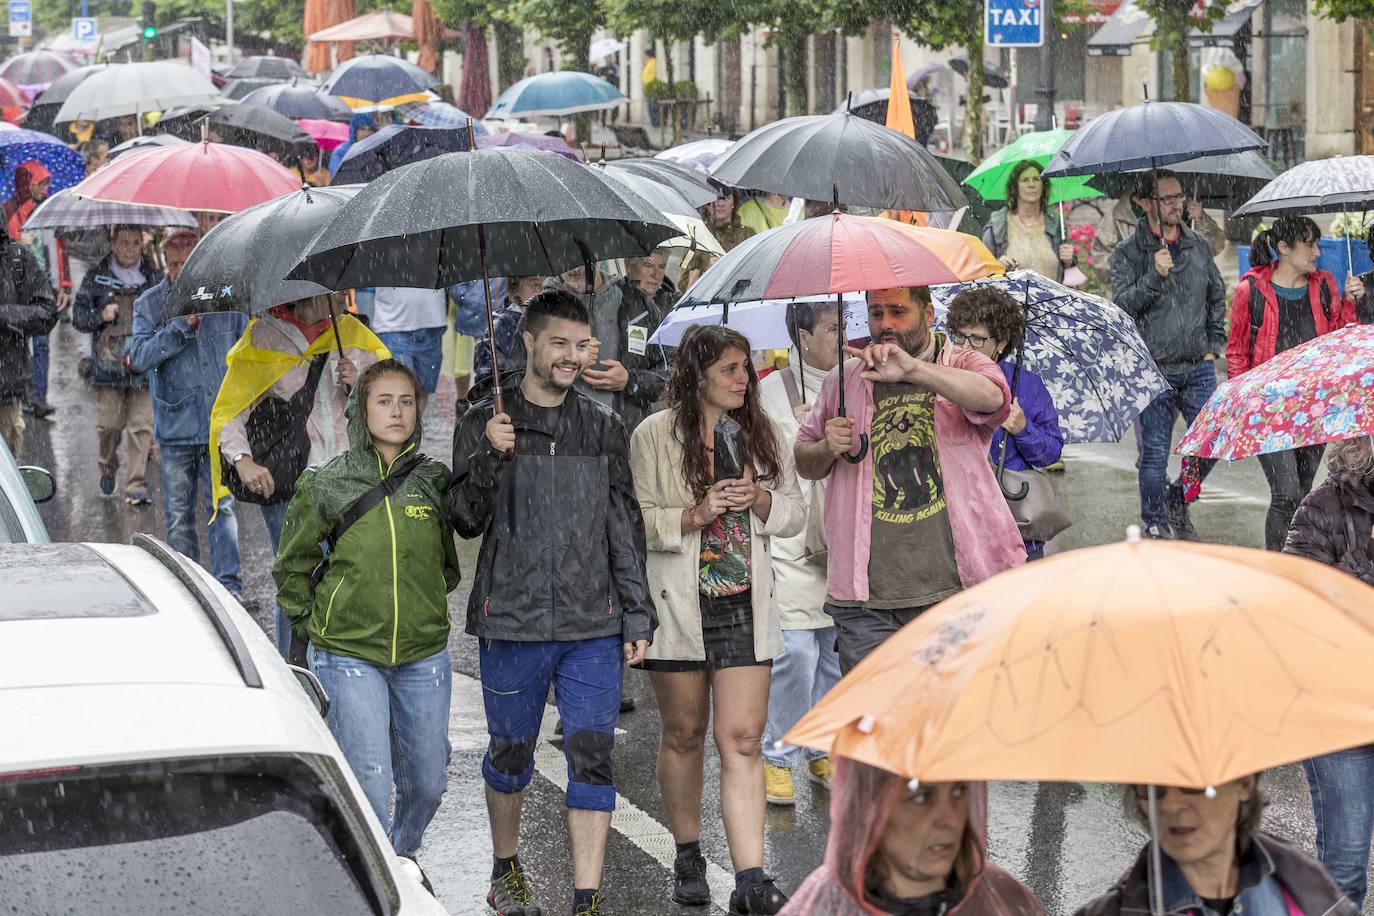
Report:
785,531,1374,791
412,0,441,75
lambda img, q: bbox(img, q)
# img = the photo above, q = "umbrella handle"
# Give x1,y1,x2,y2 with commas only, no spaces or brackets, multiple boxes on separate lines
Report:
842,433,869,464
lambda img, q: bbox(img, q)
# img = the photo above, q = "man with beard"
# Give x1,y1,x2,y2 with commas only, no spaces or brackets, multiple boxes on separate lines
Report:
448,290,655,916
794,286,1025,672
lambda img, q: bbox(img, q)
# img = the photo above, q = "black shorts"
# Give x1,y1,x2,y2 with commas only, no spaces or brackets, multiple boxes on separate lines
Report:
641,589,772,672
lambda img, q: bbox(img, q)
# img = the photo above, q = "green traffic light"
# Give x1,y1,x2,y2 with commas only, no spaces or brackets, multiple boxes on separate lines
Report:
142,25,156,38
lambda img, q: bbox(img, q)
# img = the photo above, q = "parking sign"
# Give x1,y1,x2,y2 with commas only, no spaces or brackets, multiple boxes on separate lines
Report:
8,0,31,38
71,16,98,41
985,0,1044,47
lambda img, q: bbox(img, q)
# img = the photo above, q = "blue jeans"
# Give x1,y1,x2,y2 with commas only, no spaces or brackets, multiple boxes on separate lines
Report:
479,636,623,811
30,332,48,402
1137,361,1219,530
763,626,841,767
378,327,445,394
260,501,292,658
159,443,242,595
308,646,453,856
1303,745,1374,908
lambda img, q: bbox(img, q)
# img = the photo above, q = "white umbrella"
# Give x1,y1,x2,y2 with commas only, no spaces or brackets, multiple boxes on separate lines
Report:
593,165,723,256
54,62,220,124
650,292,868,350
589,38,627,62
655,138,735,174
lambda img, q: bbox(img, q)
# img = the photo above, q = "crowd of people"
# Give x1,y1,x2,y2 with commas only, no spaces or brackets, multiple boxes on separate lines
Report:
5,98,1374,915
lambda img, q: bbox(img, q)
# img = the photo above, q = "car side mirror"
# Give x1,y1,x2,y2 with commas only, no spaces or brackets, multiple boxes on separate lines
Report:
19,466,55,503
289,664,330,718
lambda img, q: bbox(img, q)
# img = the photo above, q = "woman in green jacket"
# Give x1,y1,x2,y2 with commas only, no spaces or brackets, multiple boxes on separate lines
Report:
273,358,461,860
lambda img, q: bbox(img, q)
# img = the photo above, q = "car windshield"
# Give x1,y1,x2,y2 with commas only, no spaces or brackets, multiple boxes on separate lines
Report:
0,755,392,915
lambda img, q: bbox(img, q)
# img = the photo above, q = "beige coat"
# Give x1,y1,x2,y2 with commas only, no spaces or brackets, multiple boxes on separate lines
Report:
630,408,806,663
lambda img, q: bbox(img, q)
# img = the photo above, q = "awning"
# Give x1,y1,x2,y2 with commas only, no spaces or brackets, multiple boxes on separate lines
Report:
1188,0,1263,47
1064,0,1122,25
309,10,414,43
1087,0,1152,56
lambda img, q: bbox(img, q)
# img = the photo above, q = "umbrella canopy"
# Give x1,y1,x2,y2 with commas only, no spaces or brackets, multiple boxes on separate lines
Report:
656,138,733,173
205,102,312,152
593,165,722,255
476,130,577,159
589,38,627,61
651,292,870,350
288,147,679,290
1088,150,1277,211
397,100,487,131
226,55,311,82
604,157,721,208
222,77,284,101
318,53,437,111
678,213,1000,306
297,118,350,150
487,71,627,119
710,111,967,213
948,55,1009,89
24,64,106,133
0,130,85,201
963,129,1104,205
331,123,470,185
0,77,25,109
1043,100,1264,178
54,62,220,125
1232,155,1374,217
1177,324,1374,460
71,141,303,214
0,50,77,87
107,134,191,160
22,187,198,231
309,9,415,42
242,80,354,120
164,185,363,320
785,534,1374,789
931,270,1170,443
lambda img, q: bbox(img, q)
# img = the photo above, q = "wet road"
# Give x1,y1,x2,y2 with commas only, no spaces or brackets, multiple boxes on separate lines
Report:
23,322,1368,915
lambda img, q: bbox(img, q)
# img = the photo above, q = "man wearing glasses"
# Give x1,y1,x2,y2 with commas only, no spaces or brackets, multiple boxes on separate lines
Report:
1110,170,1227,541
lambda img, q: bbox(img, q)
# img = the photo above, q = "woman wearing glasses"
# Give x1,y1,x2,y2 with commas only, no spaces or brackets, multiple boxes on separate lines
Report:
946,287,1064,559
980,160,1077,282
1074,777,1355,916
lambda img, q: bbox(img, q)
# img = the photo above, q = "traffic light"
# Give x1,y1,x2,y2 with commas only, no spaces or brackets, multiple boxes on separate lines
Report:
141,1,157,39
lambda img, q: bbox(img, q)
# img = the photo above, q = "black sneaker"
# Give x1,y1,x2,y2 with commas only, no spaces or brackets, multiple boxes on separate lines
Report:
29,400,55,419
488,862,542,915
1166,487,1198,542
1142,524,1173,540
619,696,635,713
671,850,710,907
728,877,787,915
572,891,604,915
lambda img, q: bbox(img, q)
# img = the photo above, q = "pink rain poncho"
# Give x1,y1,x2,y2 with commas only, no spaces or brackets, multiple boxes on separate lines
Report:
781,758,1047,916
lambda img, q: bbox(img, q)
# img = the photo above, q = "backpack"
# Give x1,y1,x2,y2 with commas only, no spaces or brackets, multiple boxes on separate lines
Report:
221,354,329,506
1246,276,1334,361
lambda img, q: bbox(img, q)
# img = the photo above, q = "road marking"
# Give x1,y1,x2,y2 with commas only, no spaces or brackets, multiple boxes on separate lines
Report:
450,672,735,914
1063,446,1270,509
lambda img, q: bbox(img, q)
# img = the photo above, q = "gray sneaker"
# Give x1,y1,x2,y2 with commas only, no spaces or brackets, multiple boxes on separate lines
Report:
1166,487,1198,542
488,863,542,916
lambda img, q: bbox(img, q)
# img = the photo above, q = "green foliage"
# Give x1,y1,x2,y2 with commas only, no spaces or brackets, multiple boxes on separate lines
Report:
671,78,696,98
643,77,672,99
511,0,600,71
1313,0,1374,20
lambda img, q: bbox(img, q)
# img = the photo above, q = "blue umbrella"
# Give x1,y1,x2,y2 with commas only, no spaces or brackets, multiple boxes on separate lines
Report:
487,71,627,119
0,129,85,202
397,101,488,133
332,124,471,185
242,80,353,120
1043,100,1264,178
318,54,438,112
931,269,1170,444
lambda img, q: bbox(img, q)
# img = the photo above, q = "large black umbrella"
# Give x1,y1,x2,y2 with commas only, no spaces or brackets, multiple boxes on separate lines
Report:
289,146,680,413
604,157,721,208
710,111,967,213
222,77,283,101
25,64,107,134
208,102,312,152
1043,100,1264,178
832,88,939,145
164,185,363,326
332,124,470,185
226,55,311,82
241,80,353,121
1089,150,1277,212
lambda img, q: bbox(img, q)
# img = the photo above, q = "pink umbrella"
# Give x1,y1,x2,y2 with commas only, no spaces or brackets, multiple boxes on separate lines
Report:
297,118,349,150
71,141,302,214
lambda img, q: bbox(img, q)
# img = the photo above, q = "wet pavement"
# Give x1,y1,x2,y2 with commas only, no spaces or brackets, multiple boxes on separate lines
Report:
22,322,1369,915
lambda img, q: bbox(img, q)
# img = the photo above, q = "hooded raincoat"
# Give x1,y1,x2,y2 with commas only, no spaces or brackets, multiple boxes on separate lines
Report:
328,113,379,176
272,385,461,668
781,758,1046,915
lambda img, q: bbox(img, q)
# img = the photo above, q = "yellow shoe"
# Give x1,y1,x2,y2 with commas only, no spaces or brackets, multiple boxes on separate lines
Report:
807,757,835,790
764,763,795,805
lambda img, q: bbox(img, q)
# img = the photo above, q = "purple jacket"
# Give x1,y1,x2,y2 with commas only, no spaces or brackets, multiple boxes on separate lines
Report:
991,360,1063,472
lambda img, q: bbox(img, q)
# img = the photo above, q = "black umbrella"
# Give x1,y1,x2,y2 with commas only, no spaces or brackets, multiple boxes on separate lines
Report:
332,124,470,185
604,157,722,209
108,133,191,160
25,64,108,134
833,88,939,144
226,55,311,82
948,55,1009,89
222,77,283,101
208,102,312,152
710,110,967,213
1089,150,1278,212
241,80,353,121
289,143,680,414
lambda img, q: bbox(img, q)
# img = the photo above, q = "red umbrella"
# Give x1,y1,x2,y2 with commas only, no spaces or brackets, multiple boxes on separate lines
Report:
412,0,441,75
458,24,491,118
70,141,302,213
0,77,27,109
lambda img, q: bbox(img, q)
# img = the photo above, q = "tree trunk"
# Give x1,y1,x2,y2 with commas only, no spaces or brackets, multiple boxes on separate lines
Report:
722,35,742,135
785,32,808,118
964,38,984,162
1171,45,1191,102
813,31,836,114
494,20,525,92
574,32,592,144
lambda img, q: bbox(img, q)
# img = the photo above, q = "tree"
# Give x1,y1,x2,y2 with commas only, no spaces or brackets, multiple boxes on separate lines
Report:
512,0,602,141
1136,0,1225,100
1313,0,1374,19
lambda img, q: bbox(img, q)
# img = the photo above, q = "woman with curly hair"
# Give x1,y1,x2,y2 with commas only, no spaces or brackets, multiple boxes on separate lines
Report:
980,160,1077,281
945,287,1064,558
630,325,806,914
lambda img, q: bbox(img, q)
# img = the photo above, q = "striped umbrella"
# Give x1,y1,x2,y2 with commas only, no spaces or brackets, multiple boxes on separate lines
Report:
23,188,198,230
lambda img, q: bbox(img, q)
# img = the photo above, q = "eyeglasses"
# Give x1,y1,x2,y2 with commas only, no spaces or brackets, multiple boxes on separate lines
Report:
948,331,991,348
1151,193,1186,206
1132,785,1208,800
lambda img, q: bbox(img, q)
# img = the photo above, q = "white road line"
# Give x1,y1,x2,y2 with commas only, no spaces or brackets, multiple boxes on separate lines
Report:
1063,447,1270,508
451,672,735,914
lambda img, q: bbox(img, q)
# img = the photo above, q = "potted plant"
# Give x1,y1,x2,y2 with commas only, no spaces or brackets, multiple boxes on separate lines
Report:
644,79,671,126
673,79,698,131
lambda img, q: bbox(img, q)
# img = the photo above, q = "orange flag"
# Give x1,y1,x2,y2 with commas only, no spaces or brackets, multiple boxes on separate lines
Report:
883,35,928,227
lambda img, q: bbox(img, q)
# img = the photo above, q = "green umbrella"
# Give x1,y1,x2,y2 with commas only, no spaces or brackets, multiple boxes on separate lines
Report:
963,129,1104,205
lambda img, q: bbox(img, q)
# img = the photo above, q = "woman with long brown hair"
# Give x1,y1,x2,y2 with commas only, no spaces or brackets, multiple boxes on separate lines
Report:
630,325,806,915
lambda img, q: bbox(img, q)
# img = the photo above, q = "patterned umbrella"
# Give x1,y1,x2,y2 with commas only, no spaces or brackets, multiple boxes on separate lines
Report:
931,270,1170,443
0,129,85,202
1232,155,1374,217
396,100,486,131
1177,324,1374,460
0,51,78,87
22,187,198,230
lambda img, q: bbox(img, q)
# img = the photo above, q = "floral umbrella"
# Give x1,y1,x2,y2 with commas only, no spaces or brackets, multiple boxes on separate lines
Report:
1177,324,1374,460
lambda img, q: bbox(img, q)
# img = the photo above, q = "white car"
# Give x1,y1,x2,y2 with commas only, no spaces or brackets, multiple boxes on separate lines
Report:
0,535,449,916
